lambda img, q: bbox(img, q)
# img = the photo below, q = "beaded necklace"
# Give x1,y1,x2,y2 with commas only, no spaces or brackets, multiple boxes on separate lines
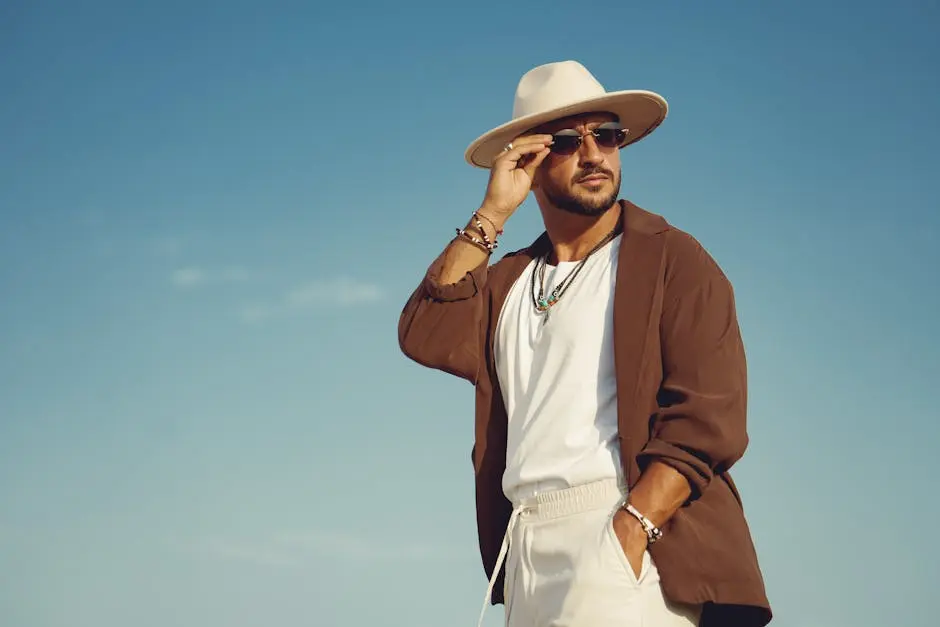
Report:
529,219,622,314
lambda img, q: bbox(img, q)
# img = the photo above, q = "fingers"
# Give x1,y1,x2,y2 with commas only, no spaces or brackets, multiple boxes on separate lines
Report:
522,146,551,178
493,134,553,170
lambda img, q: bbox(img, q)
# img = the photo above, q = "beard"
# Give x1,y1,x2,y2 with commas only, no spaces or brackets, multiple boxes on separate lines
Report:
541,167,621,217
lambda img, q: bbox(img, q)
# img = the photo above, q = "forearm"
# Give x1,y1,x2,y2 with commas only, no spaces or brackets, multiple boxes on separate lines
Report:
626,460,691,528
613,460,692,572
438,209,504,285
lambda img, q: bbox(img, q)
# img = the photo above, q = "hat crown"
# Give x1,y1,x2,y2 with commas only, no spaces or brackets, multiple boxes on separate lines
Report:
512,61,608,120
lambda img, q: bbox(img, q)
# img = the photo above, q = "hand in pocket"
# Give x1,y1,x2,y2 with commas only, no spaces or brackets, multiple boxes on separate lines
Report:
612,509,647,579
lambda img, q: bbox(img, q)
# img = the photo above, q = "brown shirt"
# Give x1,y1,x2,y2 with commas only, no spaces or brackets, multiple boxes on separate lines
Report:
398,200,772,627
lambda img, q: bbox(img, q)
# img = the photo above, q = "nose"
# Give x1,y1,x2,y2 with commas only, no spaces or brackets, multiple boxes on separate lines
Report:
578,133,604,166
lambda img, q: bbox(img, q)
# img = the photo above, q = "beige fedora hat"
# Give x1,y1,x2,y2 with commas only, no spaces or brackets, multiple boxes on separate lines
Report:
465,60,668,169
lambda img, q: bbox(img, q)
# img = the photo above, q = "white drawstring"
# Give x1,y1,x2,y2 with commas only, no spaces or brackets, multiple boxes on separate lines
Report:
476,503,526,627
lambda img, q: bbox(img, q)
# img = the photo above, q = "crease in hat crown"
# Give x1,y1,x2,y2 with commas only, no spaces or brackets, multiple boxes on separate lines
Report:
512,61,608,120
464,60,668,169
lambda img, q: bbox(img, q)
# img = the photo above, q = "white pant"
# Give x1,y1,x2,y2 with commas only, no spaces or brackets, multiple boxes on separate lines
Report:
478,478,702,627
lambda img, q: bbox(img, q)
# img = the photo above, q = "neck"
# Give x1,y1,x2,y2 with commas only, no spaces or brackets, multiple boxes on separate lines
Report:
540,201,622,263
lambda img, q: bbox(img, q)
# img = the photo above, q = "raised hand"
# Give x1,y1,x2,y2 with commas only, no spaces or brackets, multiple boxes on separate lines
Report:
478,134,554,230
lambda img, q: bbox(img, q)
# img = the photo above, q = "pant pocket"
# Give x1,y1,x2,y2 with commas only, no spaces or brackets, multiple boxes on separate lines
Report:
603,513,647,585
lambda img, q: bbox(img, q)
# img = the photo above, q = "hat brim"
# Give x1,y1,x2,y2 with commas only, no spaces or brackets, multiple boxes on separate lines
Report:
464,90,668,169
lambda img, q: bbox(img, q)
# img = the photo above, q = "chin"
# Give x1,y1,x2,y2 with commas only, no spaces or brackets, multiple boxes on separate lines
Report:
544,179,621,217
563,199,614,217
575,189,617,210
576,186,610,201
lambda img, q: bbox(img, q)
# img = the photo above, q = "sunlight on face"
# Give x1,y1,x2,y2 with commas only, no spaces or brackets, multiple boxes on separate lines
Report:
532,112,623,217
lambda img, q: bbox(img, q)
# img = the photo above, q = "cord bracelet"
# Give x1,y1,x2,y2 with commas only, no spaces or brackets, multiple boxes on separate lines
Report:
621,502,664,544
456,227,497,253
456,211,501,253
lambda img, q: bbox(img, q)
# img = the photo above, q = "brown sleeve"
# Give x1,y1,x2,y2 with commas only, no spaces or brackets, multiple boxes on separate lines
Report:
397,247,488,383
637,231,749,500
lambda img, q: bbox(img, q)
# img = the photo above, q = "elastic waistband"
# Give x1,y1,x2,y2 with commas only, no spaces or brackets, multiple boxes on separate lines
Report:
515,478,626,520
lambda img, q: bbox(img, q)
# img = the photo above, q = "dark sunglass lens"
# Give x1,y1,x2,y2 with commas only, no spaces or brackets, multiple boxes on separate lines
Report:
595,128,628,148
551,131,581,154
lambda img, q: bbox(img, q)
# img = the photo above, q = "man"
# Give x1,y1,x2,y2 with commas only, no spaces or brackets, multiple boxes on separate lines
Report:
398,61,771,627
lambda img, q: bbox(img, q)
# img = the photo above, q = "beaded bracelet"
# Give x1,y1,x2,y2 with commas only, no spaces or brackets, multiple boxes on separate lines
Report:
456,227,496,253
621,502,663,544
471,213,495,250
474,211,503,236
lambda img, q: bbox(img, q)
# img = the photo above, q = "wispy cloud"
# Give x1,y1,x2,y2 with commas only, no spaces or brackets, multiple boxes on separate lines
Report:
193,528,462,568
238,277,382,322
170,265,252,289
171,267,207,287
286,278,382,307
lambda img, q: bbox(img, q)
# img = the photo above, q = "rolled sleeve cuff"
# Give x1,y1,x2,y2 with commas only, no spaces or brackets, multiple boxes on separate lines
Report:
637,439,713,501
423,255,488,302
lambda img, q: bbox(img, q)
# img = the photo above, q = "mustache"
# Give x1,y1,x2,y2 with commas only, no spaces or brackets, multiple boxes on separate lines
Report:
572,166,615,183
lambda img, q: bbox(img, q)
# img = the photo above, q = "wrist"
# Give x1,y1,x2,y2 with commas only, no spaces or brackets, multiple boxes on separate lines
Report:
476,206,508,234
467,212,502,246
621,502,664,545
614,509,648,544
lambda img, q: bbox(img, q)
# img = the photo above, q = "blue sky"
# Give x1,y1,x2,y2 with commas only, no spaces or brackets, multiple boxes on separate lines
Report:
1,1,938,626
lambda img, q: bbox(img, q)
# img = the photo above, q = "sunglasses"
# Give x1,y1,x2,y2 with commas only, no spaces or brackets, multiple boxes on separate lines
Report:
548,123,630,155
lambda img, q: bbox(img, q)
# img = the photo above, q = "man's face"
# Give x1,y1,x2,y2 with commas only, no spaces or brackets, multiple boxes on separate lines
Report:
531,112,623,217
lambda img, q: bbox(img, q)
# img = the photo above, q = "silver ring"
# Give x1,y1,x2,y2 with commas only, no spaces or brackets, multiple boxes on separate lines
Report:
504,142,514,151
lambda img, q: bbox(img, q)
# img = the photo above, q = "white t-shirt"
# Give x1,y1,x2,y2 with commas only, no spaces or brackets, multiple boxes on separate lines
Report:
494,234,624,505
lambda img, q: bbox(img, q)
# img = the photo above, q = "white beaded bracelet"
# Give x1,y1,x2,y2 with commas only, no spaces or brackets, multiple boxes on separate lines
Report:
622,503,664,544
